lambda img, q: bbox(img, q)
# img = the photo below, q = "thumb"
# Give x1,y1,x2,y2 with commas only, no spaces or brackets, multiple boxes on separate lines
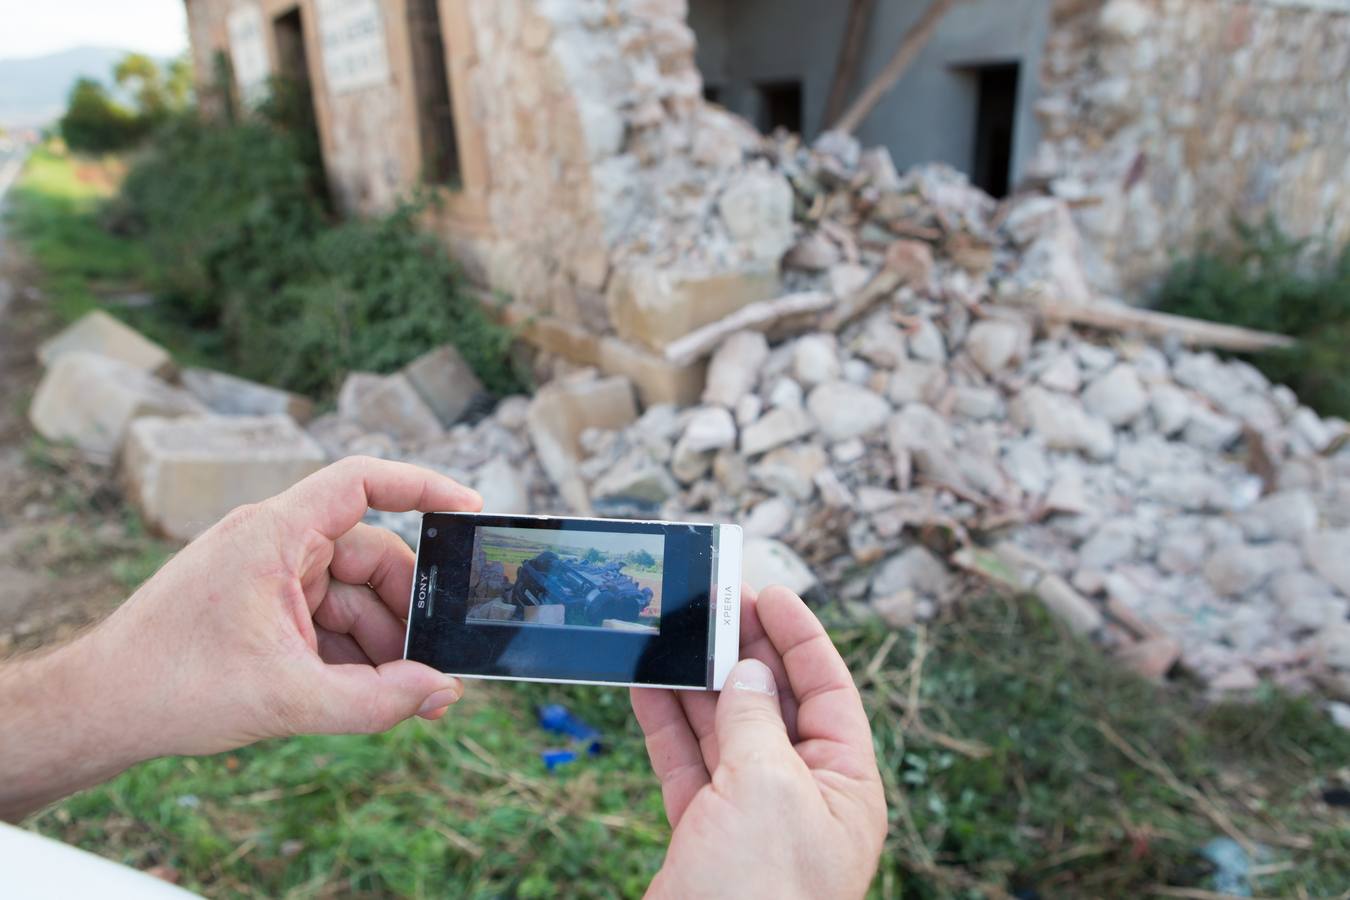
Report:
302,660,464,735
715,658,792,767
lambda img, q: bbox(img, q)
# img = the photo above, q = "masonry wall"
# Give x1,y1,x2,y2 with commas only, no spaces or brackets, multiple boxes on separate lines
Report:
1032,0,1350,296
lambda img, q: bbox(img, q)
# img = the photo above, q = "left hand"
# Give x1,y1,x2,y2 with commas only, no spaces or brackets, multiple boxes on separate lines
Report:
102,455,483,753
1,456,480,820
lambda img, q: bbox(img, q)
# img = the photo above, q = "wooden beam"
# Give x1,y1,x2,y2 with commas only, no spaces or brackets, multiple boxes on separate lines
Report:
833,0,968,136
1034,298,1296,353
662,291,834,366
822,0,879,127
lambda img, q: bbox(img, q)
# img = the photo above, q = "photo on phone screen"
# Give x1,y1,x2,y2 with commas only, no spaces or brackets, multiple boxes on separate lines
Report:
404,513,742,690
467,526,664,634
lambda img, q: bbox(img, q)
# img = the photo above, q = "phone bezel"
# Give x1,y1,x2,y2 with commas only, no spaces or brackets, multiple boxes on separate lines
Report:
403,512,741,691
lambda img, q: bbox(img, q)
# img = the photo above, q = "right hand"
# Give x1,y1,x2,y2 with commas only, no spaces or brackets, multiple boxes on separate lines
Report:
631,586,887,899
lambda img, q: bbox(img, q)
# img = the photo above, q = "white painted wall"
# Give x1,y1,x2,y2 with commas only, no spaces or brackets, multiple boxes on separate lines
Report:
689,0,1051,188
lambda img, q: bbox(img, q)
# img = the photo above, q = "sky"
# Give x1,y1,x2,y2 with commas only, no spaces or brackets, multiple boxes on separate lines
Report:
0,0,189,59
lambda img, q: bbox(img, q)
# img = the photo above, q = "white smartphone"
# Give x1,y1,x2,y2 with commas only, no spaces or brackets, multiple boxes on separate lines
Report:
403,513,743,690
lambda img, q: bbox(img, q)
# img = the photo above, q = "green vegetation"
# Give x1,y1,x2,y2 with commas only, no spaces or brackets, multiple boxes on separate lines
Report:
12,55,524,400
4,149,147,320
58,53,192,153
28,598,1348,898
1156,218,1350,418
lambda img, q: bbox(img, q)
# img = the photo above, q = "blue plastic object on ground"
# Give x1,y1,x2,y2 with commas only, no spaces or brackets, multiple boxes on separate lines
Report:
540,749,578,771
537,703,604,755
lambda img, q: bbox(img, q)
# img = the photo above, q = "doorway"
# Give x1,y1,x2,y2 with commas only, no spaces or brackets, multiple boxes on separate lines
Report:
754,79,803,135
967,62,1020,198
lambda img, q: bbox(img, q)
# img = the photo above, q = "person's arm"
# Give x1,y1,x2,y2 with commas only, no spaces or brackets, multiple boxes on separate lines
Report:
0,456,481,822
631,585,888,899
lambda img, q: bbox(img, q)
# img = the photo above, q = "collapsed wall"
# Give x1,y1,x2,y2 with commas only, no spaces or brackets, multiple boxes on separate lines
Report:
1032,0,1350,295
461,0,792,343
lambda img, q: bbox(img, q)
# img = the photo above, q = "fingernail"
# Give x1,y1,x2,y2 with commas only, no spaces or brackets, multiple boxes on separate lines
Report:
417,684,462,715
730,659,777,696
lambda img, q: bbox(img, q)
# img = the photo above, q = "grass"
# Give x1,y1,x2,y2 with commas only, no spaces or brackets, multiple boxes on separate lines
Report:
5,148,146,320
24,598,1350,898
4,147,230,371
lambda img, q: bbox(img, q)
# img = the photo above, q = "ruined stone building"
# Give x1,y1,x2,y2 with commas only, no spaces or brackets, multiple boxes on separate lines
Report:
182,0,1350,402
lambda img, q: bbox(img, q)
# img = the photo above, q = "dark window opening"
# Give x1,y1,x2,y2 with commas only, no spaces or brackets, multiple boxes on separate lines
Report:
407,0,461,187
755,79,803,135
969,62,1020,198
271,7,328,204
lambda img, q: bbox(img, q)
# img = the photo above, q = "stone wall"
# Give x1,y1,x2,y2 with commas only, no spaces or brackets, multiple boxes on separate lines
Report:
1031,0,1350,296
184,0,795,401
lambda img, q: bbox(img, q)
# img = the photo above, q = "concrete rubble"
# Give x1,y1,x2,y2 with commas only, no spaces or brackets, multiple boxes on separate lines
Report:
307,132,1350,716
23,127,1350,723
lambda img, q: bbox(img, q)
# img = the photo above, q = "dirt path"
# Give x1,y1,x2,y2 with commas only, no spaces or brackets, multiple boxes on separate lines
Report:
0,226,154,659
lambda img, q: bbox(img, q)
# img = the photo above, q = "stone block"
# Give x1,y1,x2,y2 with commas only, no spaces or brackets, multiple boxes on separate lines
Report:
526,375,639,513
599,336,707,406
401,345,485,427
607,262,781,351
121,414,326,541
37,310,175,378
742,537,818,596
181,368,314,423
29,351,205,461
337,372,445,445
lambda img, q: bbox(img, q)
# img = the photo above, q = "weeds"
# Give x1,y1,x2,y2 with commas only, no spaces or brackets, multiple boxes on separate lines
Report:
27,598,1350,898
1156,217,1350,419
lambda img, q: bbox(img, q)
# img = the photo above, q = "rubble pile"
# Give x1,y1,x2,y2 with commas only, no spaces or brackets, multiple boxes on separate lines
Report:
26,130,1350,716
331,132,1349,707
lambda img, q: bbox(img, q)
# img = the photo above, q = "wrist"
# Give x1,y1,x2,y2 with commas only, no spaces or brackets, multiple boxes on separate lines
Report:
0,620,161,821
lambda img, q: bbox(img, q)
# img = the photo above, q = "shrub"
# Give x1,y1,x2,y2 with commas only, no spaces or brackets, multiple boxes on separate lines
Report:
114,113,523,398
1156,218,1350,418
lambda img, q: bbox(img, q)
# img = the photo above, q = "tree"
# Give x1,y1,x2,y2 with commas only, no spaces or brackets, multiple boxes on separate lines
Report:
628,549,656,568
59,78,145,152
584,548,606,565
114,53,192,123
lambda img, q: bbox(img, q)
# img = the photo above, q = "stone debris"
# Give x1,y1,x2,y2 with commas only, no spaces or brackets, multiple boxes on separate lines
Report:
181,368,315,423
121,414,325,541
401,344,486,427
29,351,205,460
37,310,176,378
25,130,1350,725
337,372,446,445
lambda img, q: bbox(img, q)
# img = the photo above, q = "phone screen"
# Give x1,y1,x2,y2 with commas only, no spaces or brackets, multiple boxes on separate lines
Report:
404,513,723,688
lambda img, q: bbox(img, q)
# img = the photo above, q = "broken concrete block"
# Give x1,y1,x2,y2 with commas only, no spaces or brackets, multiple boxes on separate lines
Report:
37,310,176,378
337,372,445,445
526,375,639,513
29,351,205,461
180,368,314,423
401,344,484,427
121,414,326,541
742,537,818,596
607,262,781,351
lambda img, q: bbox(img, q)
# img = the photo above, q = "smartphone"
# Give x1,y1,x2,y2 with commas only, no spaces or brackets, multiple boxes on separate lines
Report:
403,513,743,690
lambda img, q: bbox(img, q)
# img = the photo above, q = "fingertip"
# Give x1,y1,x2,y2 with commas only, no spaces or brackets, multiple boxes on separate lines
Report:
418,705,452,721
727,658,777,697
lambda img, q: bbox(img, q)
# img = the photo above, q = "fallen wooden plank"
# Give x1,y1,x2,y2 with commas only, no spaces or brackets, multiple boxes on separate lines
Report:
1034,298,1296,353
663,291,833,366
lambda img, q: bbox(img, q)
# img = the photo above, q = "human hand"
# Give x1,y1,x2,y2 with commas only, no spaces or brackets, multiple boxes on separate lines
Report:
0,457,480,820
631,586,887,900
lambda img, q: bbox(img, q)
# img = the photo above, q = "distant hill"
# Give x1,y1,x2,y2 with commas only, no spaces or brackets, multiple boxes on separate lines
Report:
0,46,137,130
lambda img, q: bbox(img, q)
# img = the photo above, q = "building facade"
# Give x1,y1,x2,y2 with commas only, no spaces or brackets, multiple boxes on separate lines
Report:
182,0,1350,396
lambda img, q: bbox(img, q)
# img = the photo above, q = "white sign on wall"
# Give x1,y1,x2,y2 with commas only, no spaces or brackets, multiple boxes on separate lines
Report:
226,4,270,107
316,0,391,94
